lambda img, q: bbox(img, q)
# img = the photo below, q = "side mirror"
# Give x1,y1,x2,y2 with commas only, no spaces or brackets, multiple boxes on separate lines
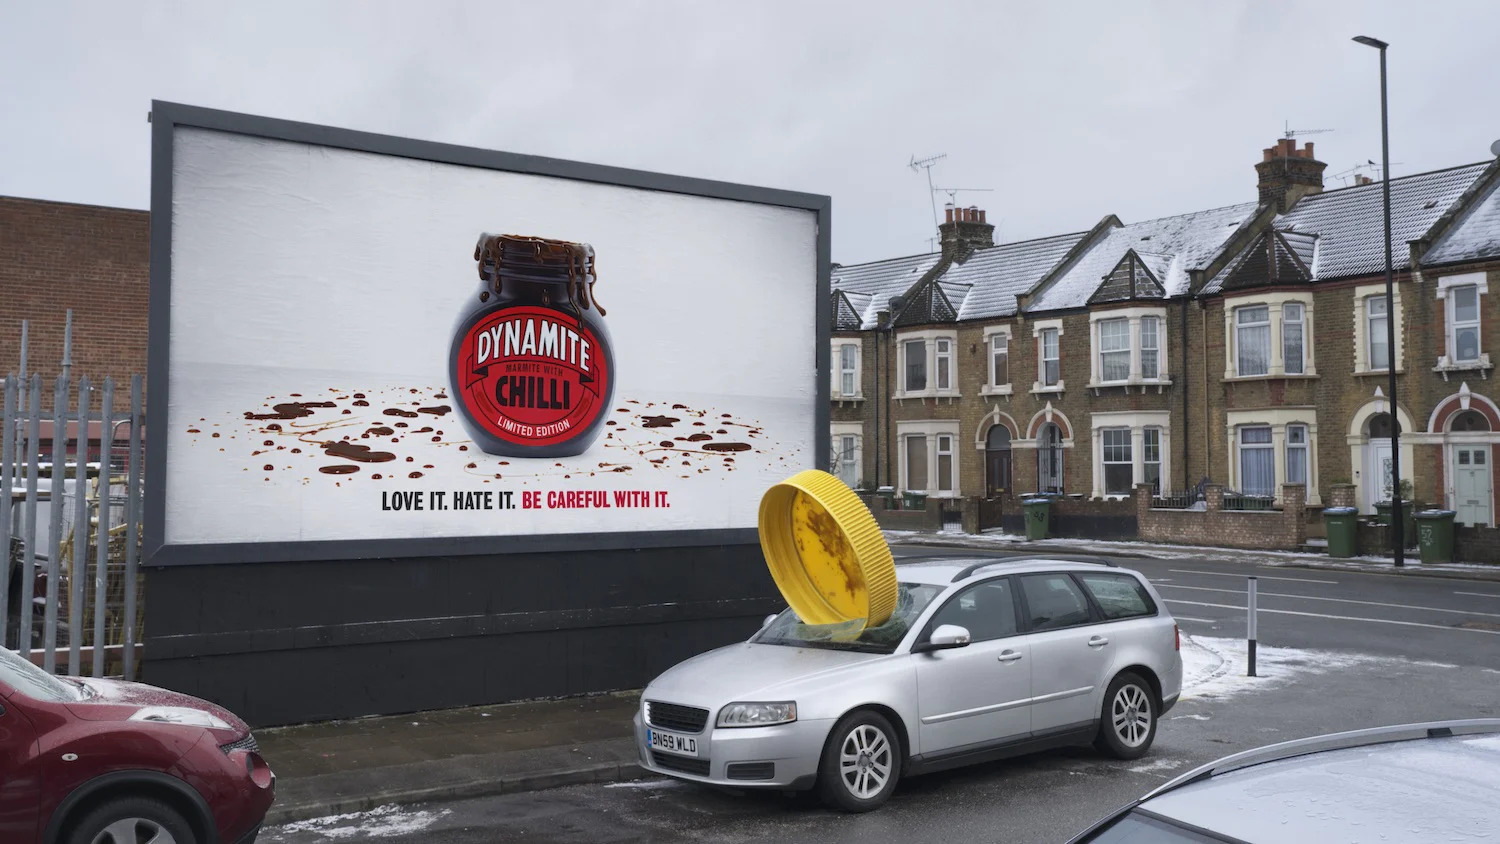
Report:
913,624,971,654
762,614,778,629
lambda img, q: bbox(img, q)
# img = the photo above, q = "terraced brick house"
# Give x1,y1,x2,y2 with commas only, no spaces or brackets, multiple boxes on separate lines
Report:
831,138,1500,530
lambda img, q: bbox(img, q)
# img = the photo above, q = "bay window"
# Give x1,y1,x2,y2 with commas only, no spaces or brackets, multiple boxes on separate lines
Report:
897,420,961,495
896,330,960,397
1140,317,1160,380
1099,319,1131,382
1236,306,1271,377
1102,429,1133,496
1237,426,1275,497
1283,303,1305,375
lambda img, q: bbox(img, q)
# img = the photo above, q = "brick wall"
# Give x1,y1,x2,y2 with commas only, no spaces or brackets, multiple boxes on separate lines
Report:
1136,482,1307,550
0,196,149,401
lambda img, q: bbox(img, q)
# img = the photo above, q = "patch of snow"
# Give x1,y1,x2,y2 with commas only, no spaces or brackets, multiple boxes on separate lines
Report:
1170,713,1212,721
604,778,685,790
274,805,451,840
1180,635,1456,702
1128,758,1184,774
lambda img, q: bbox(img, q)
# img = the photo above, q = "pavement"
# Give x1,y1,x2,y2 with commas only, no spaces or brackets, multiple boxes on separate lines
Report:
256,536,1500,832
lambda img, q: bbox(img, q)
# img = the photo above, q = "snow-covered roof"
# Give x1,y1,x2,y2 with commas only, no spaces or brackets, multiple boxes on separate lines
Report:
1027,203,1259,312
830,253,940,329
1202,229,1318,295
1425,168,1500,267
1273,162,1489,279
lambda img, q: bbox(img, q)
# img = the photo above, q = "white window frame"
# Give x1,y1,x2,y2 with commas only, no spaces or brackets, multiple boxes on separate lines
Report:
982,325,1013,396
1143,427,1162,492
1285,423,1308,486
894,329,960,399
1032,318,1065,393
936,433,955,493
1087,306,1170,389
1225,408,1320,505
1352,282,1404,374
1235,305,1271,377
896,419,962,497
1140,316,1160,380
832,338,863,399
1282,302,1305,375
1100,428,1134,497
1366,294,1391,372
1436,272,1491,373
1089,410,1171,499
1223,291,1318,380
1237,425,1276,497
830,422,863,488
935,338,953,392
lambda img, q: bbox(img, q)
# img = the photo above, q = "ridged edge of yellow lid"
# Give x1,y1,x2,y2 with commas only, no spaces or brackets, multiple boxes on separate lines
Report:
758,470,897,628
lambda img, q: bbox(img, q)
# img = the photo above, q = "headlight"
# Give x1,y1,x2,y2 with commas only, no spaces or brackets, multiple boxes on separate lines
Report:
716,702,797,728
128,706,232,730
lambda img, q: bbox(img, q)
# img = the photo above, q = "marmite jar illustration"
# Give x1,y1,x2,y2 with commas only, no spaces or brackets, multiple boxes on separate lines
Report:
449,233,615,458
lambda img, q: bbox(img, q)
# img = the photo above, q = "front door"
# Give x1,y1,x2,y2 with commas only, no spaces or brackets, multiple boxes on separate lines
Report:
1454,446,1492,526
986,449,1012,498
914,578,1031,755
1366,440,1394,512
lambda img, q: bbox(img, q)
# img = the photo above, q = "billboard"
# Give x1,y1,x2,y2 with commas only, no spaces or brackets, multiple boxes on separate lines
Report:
145,103,830,565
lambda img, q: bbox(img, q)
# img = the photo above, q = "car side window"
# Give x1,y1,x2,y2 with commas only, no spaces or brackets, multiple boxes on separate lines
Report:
1077,573,1156,620
927,579,1018,643
1018,574,1093,631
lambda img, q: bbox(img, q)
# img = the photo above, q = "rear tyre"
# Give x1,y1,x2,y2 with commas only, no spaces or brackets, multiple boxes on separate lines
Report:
66,796,197,844
817,710,901,812
1095,671,1157,760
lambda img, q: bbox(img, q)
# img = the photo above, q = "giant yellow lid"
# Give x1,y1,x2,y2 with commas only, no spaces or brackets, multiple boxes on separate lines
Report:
758,470,897,629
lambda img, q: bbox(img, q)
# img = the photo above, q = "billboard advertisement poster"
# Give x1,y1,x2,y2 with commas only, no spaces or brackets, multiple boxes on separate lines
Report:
146,103,830,564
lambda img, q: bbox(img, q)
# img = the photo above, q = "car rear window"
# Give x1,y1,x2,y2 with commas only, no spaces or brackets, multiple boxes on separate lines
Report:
1077,573,1156,620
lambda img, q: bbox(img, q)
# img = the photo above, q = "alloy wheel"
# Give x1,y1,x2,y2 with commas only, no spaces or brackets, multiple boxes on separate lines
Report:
1112,683,1152,748
91,818,177,844
839,723,893,799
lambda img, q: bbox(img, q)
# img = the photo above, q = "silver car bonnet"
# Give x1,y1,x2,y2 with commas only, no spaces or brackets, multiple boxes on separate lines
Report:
643,641,883,709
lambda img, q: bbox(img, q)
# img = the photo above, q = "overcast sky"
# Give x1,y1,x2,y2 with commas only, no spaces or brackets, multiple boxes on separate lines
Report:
4,1,1499,264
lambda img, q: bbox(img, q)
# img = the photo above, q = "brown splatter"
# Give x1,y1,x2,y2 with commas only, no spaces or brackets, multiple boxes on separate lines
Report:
366,426,395,436
384,408,419,418
372,473,383,480
291,448,302,454
395,422,409,428
658,440,674,448
319,465,359,475
263,440,275,447
606,420,617,426
212,432,220,438
423,464,434,469
409,471,423,479
323,441,397,463
353,400,370,407
459,445,469,451
418,405,451,416
641,415,679,429
263,464,274,471
187,428,201,434
353,392,366,399
466,462,477,469
686,433,713,442
434,393,448,399
341,409,352,415
672,404,688,409
405,456,414,462
416,427,434,434
692,421,706,427
246,401,337,420
716,429,728,435
266,424,282,431
703,443,752,452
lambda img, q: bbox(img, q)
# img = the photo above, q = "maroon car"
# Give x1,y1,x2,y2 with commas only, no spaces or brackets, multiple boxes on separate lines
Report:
0,646,273,844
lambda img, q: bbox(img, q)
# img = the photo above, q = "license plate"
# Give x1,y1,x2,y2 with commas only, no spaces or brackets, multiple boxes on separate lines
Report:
647,728,699,757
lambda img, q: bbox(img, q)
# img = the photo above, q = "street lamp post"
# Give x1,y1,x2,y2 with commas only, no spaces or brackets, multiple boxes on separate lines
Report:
1354,34,1403,567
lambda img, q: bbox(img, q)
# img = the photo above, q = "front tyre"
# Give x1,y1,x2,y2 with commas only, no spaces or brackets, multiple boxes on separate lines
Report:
1095,671,1157,760
817,710,901,812
66,796,197,844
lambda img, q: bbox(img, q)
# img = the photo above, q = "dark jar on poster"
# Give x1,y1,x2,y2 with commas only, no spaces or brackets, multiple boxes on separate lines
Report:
449,233,616,458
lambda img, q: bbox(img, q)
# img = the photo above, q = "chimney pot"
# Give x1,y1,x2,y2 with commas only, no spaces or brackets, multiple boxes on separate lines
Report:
945,206,954,223
979,209,987,223
1302,142,1314,159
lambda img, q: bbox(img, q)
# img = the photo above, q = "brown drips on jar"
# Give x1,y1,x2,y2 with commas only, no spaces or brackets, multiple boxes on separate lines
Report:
474,233,605,321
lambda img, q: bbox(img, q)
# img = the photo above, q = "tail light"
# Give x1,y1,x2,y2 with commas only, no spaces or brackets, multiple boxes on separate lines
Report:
1174,624,1180,651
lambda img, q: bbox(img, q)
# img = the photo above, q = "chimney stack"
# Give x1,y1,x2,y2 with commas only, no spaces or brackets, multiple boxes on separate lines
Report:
1256,138,1327,213
939,203,995,264
1355,174,1374,186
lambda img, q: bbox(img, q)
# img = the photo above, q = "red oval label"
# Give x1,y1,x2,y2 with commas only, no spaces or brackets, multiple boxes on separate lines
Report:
454,306,611,448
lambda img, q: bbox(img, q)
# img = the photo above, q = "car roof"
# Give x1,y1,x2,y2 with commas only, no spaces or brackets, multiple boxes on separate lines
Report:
1136,721,1500,842
895,555,1128,587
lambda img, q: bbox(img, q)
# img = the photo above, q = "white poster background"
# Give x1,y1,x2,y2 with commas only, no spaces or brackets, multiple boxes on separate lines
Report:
166,127,819,545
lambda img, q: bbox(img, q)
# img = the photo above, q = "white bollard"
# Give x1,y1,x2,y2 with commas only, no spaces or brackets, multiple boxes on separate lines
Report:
1247,576,1259,677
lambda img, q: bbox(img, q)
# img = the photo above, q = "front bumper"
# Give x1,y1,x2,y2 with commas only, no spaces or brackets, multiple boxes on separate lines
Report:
633,710,830,790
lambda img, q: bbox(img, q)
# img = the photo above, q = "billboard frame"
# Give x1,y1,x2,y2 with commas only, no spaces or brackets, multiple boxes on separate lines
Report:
145,101,832,567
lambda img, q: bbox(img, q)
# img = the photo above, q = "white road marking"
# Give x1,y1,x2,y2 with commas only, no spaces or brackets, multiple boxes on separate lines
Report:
1456,591,1500,599
1158,584,1500,619
1164,598,1500,635
1171,615,1218,623
1169,568,1337,585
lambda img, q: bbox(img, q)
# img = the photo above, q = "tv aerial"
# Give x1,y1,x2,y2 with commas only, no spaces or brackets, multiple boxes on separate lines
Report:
909,153,947,230
1284,121,1334,139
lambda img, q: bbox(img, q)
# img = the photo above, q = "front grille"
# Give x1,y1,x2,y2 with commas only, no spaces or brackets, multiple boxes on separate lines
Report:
726,762,775,781
652,750,711,777
219,733,260,755
645,701,709,734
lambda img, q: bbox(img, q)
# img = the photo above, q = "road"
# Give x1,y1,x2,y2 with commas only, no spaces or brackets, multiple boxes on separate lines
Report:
264,546,1500,843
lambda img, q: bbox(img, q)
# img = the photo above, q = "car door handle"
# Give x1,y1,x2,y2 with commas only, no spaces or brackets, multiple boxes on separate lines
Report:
1088,636,1110,647
997,651,1024,663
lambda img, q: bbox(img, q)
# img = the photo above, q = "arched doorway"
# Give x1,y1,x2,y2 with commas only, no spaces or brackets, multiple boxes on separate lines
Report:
1449,409,1493,525
1037,423,1064,494
985,425,1012,497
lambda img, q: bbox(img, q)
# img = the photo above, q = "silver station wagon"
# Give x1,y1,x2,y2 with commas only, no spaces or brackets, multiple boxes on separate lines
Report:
634,556,1183,811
